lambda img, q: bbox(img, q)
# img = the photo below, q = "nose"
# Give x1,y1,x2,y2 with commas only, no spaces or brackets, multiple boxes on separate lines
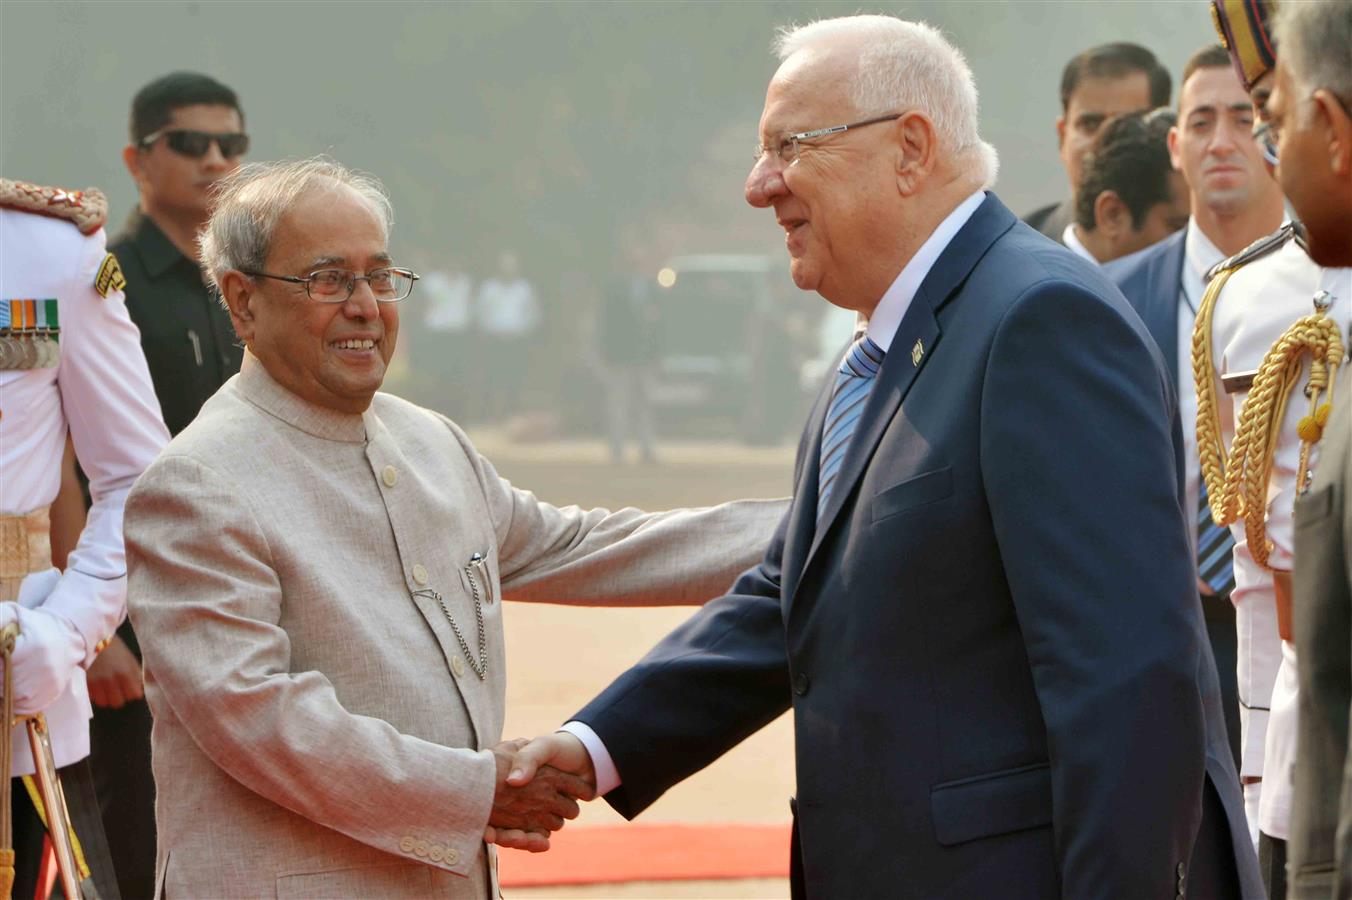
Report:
745,154,788,208
1208,119,1241,156
201,140,231,171
342,279,381,320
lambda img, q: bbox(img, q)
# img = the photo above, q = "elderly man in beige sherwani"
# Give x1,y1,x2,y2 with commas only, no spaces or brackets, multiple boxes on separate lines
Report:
123,157,784,899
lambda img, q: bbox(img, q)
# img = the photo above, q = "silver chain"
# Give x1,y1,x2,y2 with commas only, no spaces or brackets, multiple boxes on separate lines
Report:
411,559,488,680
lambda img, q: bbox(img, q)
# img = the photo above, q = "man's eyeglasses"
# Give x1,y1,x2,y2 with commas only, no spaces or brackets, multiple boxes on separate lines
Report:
754,112,904,166
1252,121,1279,166
242,267,420,303
140,129,250,159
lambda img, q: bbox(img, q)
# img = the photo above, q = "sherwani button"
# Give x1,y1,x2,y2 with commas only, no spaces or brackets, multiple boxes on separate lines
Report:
399,836,415,853
451,656,465,678
412,564,429,585
444,847,460,865
413,839,429,857
382,465,398,487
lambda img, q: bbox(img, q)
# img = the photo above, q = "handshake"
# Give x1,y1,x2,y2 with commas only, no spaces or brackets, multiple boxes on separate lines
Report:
486,732,595,852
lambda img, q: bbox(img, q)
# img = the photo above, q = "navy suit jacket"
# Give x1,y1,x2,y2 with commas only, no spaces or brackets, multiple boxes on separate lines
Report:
576,196,1260,898
1114,228,1188,384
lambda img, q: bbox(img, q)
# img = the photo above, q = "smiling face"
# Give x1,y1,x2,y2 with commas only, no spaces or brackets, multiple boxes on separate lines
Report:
232,183,399,413
127,103,244,221
745,50,904,311
1170,65,1271,216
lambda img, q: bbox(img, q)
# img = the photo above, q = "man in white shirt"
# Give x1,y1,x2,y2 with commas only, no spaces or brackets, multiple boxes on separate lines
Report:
1113,42,1287,834
0,177,170,899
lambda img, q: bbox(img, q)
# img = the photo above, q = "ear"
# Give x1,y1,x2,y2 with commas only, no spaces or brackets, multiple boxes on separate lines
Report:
1312,89,1352,178
122,144,148,188
1093,190,1130,238
218,270,257,345
1056,114,1067,152
1167,123,1183,172
894,111,938,197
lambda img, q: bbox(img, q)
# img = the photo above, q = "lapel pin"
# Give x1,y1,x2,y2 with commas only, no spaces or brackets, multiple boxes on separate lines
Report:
911,339,924,366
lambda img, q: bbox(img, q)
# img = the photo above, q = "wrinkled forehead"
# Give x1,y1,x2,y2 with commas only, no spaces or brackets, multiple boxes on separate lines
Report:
761,48,860,134
269,181,389,265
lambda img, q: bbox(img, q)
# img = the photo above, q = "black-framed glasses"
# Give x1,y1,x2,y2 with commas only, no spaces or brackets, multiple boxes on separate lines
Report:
1252,121,1279,166
754,112,904,166
140,129,250,159
242,267,420,303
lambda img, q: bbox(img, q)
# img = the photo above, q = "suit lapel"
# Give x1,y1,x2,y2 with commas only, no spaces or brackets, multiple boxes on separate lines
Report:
792,194,1018,600
781,372,833,611
1151,229,1187,382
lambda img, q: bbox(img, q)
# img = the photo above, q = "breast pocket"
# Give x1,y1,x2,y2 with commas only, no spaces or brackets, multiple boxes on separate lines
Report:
871,466,954,523
1295,484,1335,529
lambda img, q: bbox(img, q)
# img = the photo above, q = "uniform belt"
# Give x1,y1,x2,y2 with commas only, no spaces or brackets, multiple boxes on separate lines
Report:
0,509,51,603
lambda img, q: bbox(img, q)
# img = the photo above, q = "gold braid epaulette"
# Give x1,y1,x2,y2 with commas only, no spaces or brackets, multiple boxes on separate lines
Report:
1191,224,1344,569
0,178,107,235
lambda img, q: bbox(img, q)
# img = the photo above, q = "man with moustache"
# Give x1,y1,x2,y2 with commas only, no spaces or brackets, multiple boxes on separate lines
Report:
1024,42,1172,244
1195,2,1352,891
1114,43,1288,769
86,71,250,899
1264,1,1352,895
123,157,782,897
507,14,1259,898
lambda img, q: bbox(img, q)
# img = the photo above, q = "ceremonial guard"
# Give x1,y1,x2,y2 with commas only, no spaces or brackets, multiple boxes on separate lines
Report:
1199,2,1352,891
0,178,169,898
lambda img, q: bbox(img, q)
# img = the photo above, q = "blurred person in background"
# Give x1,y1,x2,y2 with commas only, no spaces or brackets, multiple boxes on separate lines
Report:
407,251,476,417
1064,108,1190,268
1,176,170,900
1113,42,1287,775
1266,0,1352,895
80,71,249,900
1024,42,1172,243
1196,2,1352,893
475,250,540,424
592,240,658,464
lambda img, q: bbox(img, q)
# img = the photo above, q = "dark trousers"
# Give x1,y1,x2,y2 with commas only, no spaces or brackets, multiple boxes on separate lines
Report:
12,758,120,900
1203,591,1242,770
1259,832,1287,899
89,689,155,900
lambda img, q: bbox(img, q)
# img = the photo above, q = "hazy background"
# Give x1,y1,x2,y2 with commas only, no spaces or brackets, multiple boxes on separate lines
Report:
2,0,1219,441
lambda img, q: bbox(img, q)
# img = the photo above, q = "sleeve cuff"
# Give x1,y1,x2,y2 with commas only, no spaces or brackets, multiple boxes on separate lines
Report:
560,721,621,796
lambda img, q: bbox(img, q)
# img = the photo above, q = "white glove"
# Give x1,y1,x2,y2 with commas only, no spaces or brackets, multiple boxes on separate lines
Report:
0,602,86,715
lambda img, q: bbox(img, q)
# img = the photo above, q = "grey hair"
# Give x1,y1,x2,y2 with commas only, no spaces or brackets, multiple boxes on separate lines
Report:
199,156,394,299
1274,0,1352,103
774,15,999,188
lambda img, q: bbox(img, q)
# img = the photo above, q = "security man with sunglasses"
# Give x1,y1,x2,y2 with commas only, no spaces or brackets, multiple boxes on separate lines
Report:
89,70,249,900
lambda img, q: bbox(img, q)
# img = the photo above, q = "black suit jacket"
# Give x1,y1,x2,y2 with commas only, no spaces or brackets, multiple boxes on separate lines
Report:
576,195,1262,898
1022,197,1074,245
1113,228,1187,383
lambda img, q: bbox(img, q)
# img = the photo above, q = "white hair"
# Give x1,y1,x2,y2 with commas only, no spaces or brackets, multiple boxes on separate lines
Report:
1274,0,1352,103
774,15,999,188
199,156,394,302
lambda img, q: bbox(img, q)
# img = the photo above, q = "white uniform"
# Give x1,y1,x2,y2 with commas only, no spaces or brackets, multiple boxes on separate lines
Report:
0,203,169,774
1209,239,1352,841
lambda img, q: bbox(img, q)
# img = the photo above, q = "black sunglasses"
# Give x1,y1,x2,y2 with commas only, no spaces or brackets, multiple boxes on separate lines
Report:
140,128,250,159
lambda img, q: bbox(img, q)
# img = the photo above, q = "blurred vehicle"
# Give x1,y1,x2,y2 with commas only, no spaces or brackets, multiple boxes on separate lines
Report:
651,254,812,443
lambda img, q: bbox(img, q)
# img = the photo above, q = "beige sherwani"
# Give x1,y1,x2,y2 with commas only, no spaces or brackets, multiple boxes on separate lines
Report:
125,354,784,899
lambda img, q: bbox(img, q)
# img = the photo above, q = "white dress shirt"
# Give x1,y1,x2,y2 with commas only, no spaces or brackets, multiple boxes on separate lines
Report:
1062,223,1098,264
564,190,988,795
0,208,169,772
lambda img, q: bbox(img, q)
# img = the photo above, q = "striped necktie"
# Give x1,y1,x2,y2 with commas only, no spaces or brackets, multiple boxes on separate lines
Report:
1197,482,1236,595
818,335,886,519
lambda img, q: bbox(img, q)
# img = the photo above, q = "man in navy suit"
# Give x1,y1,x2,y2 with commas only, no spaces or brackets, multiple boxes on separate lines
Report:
507,15,1261,898
1114,43,1285,794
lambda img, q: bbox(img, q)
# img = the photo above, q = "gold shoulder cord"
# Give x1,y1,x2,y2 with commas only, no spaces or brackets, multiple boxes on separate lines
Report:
1193,273,1344,569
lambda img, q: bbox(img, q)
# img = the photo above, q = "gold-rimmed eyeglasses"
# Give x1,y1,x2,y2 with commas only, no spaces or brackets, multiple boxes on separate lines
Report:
242,267,420,303
754,112,904,166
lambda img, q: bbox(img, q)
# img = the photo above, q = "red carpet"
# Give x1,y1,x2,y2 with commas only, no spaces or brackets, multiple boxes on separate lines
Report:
497,823,792,887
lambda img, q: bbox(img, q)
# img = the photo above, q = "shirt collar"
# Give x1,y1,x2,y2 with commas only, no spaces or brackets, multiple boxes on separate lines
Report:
865,189,986,352
1183,217,1226,285
124,207,194,278
236,351,374,443
1061,223,1099,265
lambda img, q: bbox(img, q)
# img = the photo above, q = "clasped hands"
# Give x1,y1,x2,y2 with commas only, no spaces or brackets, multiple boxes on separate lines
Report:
485,731,595,852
